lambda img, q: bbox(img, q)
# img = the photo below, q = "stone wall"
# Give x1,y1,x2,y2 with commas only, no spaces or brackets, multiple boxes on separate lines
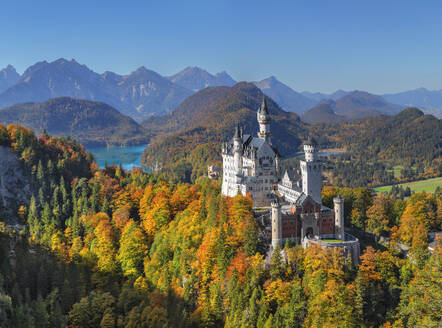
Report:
304,233,361,265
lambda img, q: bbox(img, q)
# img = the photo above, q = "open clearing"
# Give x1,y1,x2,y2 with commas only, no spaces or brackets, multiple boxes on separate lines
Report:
374,177,442,194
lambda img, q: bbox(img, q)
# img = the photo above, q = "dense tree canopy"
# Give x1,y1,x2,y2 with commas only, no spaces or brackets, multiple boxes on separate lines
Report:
0,124,441,327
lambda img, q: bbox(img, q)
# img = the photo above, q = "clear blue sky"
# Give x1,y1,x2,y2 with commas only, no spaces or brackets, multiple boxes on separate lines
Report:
1,0,441,93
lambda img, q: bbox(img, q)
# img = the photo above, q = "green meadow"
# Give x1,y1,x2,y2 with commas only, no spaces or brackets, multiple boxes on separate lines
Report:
374,177,442,194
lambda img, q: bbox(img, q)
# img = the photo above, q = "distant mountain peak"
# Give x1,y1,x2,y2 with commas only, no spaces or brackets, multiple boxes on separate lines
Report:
134,66,149,73
254,76,315,114
185,66,207,72
1,65,18,76
168,66,236,91
215,70,229,76
53,58,79,65
128,66,164,81
0,64,20,93
3,64,17,72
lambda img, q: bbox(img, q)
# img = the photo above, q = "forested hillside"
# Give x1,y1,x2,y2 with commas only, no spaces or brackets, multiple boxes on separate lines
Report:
142,82,307,182
312,108,442,187
0,125,440,327
142,91,440,187
301,99,347,124
0,97,148,147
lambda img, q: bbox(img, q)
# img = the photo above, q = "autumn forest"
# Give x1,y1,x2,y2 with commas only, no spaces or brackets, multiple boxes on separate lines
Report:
0,124,440,328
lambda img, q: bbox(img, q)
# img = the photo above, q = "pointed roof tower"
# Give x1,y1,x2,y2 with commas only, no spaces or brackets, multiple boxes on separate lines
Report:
233,124,241,139
257,96,271,143
259,96,269,116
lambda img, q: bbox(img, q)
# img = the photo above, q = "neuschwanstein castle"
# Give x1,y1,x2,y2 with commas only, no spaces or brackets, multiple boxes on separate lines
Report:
221,98,360,261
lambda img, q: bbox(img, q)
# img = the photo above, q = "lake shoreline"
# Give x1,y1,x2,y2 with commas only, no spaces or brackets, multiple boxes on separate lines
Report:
87,145,150,171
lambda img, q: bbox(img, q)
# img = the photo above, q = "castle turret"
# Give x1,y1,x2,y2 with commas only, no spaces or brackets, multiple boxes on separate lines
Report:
300,137,322,203
271,198,282,249
334,196,344,240
257,97,271,144
304,136,318,162
233,125,242,175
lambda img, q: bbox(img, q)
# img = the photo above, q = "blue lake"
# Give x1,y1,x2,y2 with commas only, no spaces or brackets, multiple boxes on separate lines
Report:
87,145,148,171
318,151,345,157
295,151,345,158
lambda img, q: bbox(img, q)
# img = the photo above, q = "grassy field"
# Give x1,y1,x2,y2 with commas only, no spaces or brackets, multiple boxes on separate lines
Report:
374,177,442,194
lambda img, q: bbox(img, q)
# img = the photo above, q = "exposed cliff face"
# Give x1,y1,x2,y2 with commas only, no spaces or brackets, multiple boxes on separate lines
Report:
0,146,31,224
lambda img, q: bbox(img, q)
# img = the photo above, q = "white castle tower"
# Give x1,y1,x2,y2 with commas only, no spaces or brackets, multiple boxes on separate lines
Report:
233,124,242,176
300,137,322,204
257,97,271,144
271,198,282,249
334,196,345,240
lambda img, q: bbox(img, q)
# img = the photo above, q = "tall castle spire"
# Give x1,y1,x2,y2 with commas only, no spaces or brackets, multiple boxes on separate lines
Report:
257,97,271,143
233,124,243,175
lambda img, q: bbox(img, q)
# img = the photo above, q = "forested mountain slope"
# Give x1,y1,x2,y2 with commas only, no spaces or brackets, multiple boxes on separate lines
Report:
301,99,347,124
142,82,307,182
311,108,442,186
142,84,439,187
0,97,148,147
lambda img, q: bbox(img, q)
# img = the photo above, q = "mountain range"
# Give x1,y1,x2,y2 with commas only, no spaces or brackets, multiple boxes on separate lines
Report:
382,87,442,110
0,59,195,121
0,97,147,147
301,90,350,102
301,88,442,118
1,59,441,123
301,91,403,123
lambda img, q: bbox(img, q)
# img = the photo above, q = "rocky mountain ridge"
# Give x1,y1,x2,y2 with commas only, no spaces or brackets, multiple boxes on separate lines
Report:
1,59,440,122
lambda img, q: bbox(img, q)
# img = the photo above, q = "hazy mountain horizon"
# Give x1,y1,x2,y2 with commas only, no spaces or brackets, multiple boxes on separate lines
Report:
1,59,441,120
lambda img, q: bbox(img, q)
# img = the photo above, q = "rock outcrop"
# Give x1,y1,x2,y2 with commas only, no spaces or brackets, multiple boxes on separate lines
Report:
0,146,31,224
